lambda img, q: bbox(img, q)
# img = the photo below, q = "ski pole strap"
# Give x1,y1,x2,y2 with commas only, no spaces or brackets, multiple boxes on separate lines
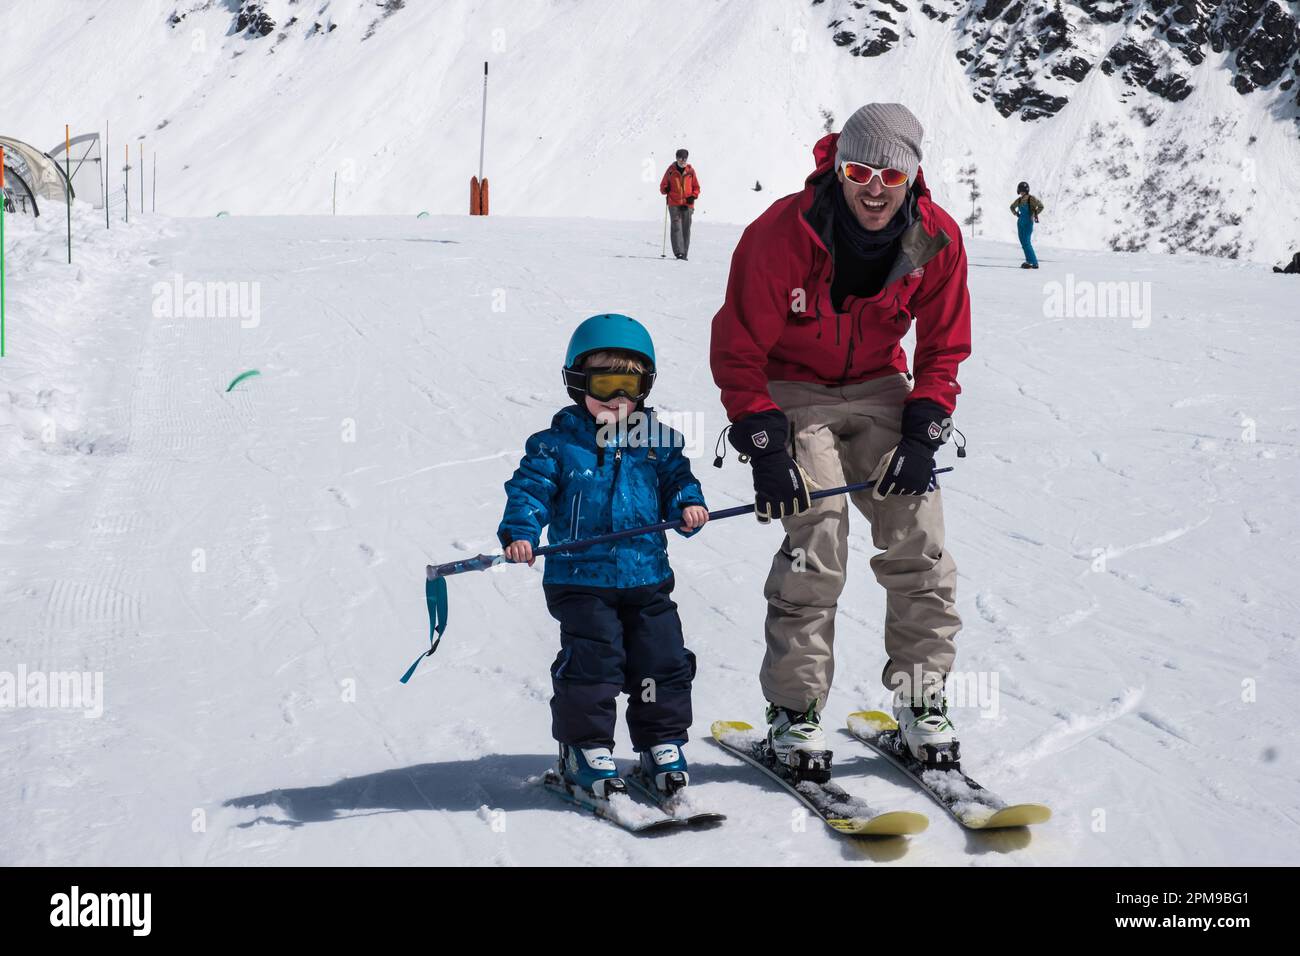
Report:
401,576,449,683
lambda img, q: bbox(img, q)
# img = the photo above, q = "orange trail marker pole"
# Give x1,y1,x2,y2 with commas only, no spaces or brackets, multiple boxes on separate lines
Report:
473,61,489,216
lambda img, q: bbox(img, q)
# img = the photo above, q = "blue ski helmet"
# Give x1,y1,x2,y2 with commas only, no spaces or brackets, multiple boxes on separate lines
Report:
564,313,656,370
562,313,657,404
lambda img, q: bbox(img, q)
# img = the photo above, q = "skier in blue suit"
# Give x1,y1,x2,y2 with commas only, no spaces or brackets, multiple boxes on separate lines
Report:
1010,181,1043,269
498,314,708,802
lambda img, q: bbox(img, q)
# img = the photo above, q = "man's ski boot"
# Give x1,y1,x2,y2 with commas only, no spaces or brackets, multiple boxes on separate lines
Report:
559,744,627,799
633,741,690,796
765,703,833,783
893,696,960,768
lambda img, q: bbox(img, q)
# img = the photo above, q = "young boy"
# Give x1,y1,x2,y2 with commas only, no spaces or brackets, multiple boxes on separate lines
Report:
498,313,708,800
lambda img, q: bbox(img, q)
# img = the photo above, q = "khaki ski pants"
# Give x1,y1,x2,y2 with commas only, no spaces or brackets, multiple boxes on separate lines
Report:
761,375,961,713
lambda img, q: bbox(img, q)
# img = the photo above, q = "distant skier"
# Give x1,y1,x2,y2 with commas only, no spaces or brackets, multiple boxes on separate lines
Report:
660,149,700,260
1010,181,1044,269
711,103,971,780
498,313,708,801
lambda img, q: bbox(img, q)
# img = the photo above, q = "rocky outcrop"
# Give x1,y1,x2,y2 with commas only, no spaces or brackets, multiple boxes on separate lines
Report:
821,1,1300,118
236,3,276,38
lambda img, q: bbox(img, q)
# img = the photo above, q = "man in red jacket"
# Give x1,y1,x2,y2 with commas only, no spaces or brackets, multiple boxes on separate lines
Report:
660,148,700,260
710,103,970,779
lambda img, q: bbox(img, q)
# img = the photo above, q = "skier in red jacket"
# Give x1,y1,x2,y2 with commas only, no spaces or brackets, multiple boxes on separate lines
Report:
660,149,700,260
710,103,971,780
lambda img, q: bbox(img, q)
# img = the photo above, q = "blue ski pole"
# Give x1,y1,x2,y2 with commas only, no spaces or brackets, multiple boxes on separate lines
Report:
402,469,952,683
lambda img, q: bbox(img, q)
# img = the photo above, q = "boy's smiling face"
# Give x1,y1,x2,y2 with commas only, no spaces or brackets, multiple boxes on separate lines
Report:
585,394,636,424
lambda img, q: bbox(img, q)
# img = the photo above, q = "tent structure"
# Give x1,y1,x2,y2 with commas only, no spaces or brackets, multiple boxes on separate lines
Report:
47,132,102,210
0,134,73,217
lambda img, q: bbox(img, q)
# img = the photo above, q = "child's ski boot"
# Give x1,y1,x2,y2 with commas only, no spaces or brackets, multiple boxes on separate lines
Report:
634,741,689,796
559,744,626,798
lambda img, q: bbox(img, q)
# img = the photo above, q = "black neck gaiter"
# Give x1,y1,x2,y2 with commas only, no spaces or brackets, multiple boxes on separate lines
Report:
830,184,912,305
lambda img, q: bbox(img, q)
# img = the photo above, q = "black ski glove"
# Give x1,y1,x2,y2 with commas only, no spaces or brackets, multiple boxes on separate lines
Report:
872,399,948,499
729,410,812,523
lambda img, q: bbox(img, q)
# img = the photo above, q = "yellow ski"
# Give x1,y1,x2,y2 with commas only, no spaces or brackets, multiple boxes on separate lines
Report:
846,712,1051,830
711,720,928,837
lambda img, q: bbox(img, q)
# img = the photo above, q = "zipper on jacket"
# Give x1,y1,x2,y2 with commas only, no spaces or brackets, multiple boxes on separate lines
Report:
609,446,623,535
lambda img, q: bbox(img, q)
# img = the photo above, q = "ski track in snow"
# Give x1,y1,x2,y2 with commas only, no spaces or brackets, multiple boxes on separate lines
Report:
0,209,1297,866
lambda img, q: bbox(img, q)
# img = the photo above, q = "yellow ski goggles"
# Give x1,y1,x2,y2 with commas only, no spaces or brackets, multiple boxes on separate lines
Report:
563,367,655,402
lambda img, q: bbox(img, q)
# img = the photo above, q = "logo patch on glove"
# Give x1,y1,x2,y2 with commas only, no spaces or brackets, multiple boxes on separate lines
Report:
752,430,769,450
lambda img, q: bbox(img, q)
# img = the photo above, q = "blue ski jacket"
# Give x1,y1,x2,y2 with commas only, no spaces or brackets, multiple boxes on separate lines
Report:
498,405,707,589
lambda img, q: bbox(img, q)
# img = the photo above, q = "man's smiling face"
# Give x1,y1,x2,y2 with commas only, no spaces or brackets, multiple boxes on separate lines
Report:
838,165,907,232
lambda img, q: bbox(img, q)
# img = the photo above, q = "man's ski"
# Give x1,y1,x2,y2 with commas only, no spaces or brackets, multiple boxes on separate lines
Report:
710,720,928,836
624,768,726,827
845,711,1051,830
540,767,683,833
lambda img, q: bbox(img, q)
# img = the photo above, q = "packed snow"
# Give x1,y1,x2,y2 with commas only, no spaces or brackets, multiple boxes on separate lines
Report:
1,203,1296,865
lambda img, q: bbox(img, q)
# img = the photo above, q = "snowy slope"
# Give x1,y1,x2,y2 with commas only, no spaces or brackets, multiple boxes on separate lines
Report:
1,208,1296,866
1,0,1297,261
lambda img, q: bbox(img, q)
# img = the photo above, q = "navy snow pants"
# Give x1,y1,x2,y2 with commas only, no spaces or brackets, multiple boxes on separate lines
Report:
543,576,695,752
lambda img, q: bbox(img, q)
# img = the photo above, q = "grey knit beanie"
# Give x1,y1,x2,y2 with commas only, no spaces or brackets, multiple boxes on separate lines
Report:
835,103,924,185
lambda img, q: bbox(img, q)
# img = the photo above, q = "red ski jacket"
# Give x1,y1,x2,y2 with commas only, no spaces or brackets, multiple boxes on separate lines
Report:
660,163,700,207
710,133,971,421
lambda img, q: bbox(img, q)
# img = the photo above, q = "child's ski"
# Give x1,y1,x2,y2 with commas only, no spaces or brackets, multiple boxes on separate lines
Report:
540,767,683,834
624,767,726,827
845,711,1052,830
710,720,928,837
